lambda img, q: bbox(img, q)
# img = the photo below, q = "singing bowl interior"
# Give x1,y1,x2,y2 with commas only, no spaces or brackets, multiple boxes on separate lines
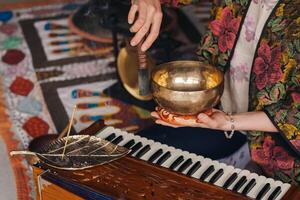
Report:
151,61,224,115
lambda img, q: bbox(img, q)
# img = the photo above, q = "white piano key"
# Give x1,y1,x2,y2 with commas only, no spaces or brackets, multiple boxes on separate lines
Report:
274,183,291,200
161,148,184,168
221,168,243,189
247,176,272,199
191,157,213,179
258,178,276,200
182,154,203,175
201,160,220,182
227,170,251,191
140,142,166,161
262,180,284,200
95,126,115,138
206,163,227,183
117,134,136,146
213,165,236,187
173,151,193,171
237,173,259,194
131,138,155,157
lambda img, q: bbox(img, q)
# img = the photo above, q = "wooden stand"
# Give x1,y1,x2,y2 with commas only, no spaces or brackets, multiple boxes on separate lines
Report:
33,168,83,200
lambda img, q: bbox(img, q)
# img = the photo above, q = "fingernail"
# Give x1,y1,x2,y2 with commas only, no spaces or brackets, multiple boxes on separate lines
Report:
131,40,136,46
141,46,146,52
198,114,206,119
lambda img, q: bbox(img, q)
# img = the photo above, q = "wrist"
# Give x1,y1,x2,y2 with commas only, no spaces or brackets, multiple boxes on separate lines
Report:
220,112,234,131
223,113,236,139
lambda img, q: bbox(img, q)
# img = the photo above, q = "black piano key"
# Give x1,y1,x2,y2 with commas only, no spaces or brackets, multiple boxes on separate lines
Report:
129,142,143,155
241,179,256,195
135,145,151,158
268,186,282,200
105,133,116,141
123,139,135,149
148,149,163,163
199,165,215,181
186,161,201,176
232,176,247,192
209,169,224,184
169,156,184,170
177,158,193,173
223,173,238,188
156,151,171,165
256,183,271,200
111,136,123,145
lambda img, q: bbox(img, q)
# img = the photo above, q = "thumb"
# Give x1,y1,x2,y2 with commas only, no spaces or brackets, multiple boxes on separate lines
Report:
197,113,216,127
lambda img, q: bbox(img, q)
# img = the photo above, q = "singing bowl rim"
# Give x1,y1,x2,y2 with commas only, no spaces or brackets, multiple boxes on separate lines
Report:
151,60,224,92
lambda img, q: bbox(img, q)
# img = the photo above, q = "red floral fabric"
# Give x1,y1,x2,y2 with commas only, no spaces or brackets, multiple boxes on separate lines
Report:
253,41,283,90
210,7,241,53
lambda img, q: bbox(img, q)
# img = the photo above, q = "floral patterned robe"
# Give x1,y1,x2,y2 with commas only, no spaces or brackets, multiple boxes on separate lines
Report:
162,0,300,185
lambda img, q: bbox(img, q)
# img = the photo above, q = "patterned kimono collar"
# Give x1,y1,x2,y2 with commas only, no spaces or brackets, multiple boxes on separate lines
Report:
221,0,281,114
197,0,288,73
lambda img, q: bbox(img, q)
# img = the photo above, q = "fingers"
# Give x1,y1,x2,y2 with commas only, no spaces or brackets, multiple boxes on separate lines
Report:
141,11,162,51
128,4,138,24
129,1,147,34
150,112,160,118
197,113,218,128
151,112,179,128
130,5,155,46
128,0,162,51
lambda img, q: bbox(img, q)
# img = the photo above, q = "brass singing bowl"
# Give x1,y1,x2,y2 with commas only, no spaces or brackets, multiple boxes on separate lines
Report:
117,47,155,101
151,61,224,115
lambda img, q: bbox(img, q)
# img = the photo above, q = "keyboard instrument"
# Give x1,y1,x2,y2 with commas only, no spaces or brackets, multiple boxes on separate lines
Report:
35,126,300,200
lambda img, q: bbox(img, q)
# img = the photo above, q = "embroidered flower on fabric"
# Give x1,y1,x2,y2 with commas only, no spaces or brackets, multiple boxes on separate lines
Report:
243,16,256,42
253,0,277,10
253,41,283,90
210,7,241,53
251,137,294,173
291,140,300,151
230,63,250,82
291,92,300,104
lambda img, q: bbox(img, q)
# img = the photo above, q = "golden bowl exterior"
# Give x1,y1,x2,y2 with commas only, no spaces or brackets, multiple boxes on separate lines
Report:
151,61,224,115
